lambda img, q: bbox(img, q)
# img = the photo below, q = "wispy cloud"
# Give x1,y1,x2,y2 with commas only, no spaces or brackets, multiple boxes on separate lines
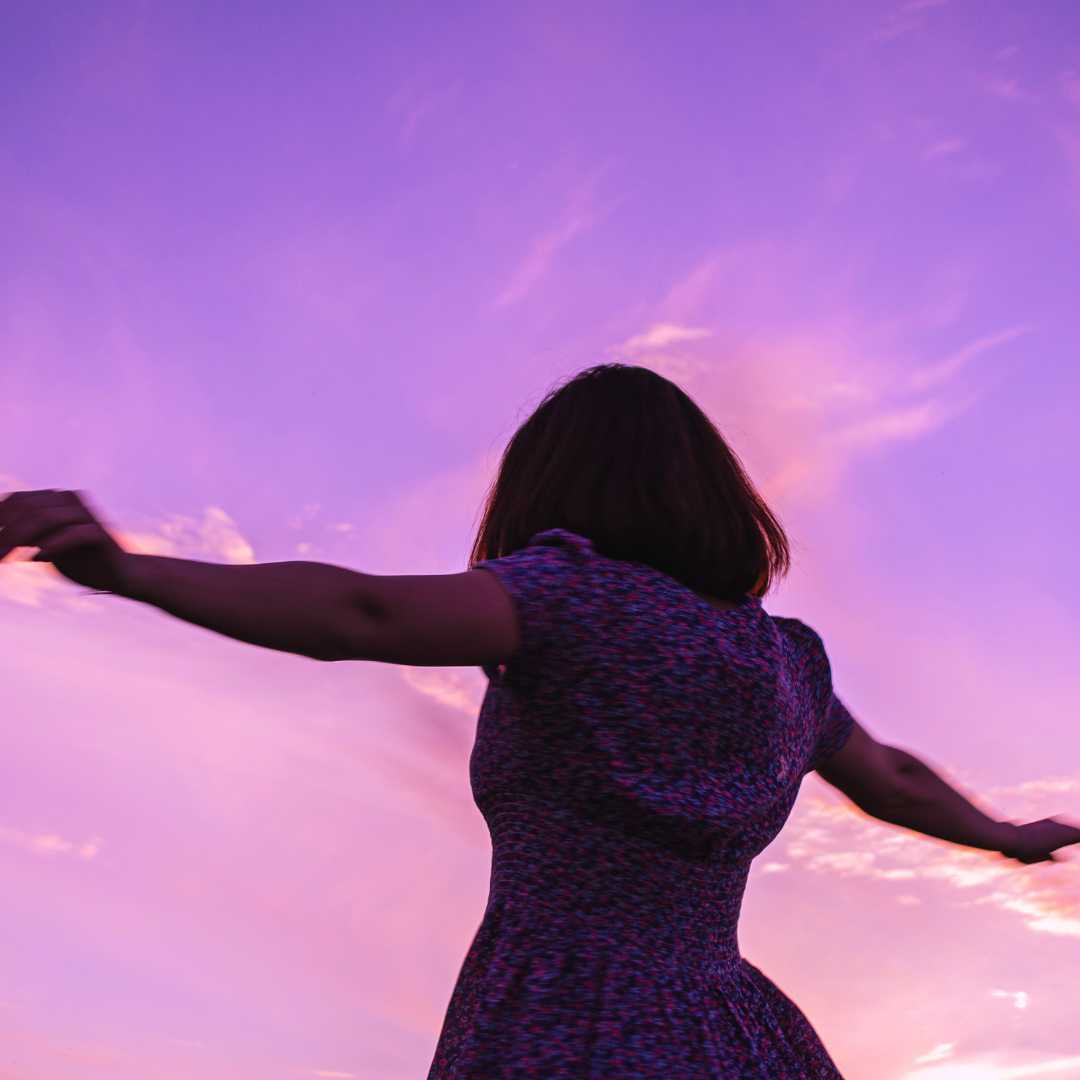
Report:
399,666,481,715
492,167,620,308
903,1052,1080,1078
921,134,1001,183
1054,126,1080,220
990,987,1029,1010
0,503,255,609
1004,778,1080,796
386,76,465,152
814,374,949,451
610,322,714,353
607,241,1020,510
156,506,256,563
0,824,103,860
923,137,967,161
983,76,1041,105
871,0,949,43
1062,70,1080,112
786,789,1080,940
907,325,1032,392
0,825,101,859
913,1042,956,1065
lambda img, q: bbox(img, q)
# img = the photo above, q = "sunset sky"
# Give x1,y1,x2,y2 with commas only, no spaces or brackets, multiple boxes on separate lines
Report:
3,2,1080,1077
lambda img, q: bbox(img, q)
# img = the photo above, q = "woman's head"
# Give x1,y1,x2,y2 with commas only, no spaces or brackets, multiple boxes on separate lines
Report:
469,363,790,600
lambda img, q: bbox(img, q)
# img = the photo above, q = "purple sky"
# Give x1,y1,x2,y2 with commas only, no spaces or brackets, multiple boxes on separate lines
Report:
3,2,1080,1077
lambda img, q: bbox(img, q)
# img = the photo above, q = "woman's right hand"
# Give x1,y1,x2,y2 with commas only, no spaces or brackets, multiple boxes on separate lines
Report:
1000,817,1080,864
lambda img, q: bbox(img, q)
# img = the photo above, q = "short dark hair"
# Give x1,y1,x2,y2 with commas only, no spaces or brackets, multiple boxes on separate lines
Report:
468,362,791,600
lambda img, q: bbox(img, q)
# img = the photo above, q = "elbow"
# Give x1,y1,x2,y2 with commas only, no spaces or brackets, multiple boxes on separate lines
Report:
878,747,925,810
324,602,379,663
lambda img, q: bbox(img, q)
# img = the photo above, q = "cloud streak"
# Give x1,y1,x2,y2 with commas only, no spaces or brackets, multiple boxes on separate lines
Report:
786,790,1080,940
0,824,103,860
492,167,619,308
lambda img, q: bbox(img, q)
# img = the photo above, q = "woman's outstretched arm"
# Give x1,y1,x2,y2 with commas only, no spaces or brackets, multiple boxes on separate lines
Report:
871,750,1080,863
815,719,1080,864
0,490,520,669
121,553,370,662
0,488,380,662
862,748,1020,854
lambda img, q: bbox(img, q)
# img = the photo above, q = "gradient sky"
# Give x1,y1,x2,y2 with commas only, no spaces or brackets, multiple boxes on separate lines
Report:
3,2,1080,1078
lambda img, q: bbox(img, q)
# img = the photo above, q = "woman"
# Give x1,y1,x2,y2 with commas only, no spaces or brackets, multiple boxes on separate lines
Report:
2,363,1077,1079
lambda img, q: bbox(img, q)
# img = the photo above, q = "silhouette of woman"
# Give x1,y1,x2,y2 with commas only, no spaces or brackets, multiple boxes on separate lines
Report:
3,363,1077,1078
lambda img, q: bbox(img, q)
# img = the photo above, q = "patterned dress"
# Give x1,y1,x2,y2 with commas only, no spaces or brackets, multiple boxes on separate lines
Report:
427,528,856,1078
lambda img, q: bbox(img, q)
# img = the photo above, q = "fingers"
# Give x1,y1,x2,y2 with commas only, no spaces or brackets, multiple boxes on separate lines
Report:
1008,817,1080,864
0,489,59,507
30,523,103,561
1044,818,1080,849
0,505,97,561
0,489,80,527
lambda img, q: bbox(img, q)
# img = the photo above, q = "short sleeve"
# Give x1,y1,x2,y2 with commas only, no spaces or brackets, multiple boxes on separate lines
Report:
813,691,856,771
473,528,595,680
803,622,859,773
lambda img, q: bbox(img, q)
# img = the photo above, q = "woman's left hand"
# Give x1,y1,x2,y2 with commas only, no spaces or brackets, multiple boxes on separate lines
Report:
0,489,134,594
